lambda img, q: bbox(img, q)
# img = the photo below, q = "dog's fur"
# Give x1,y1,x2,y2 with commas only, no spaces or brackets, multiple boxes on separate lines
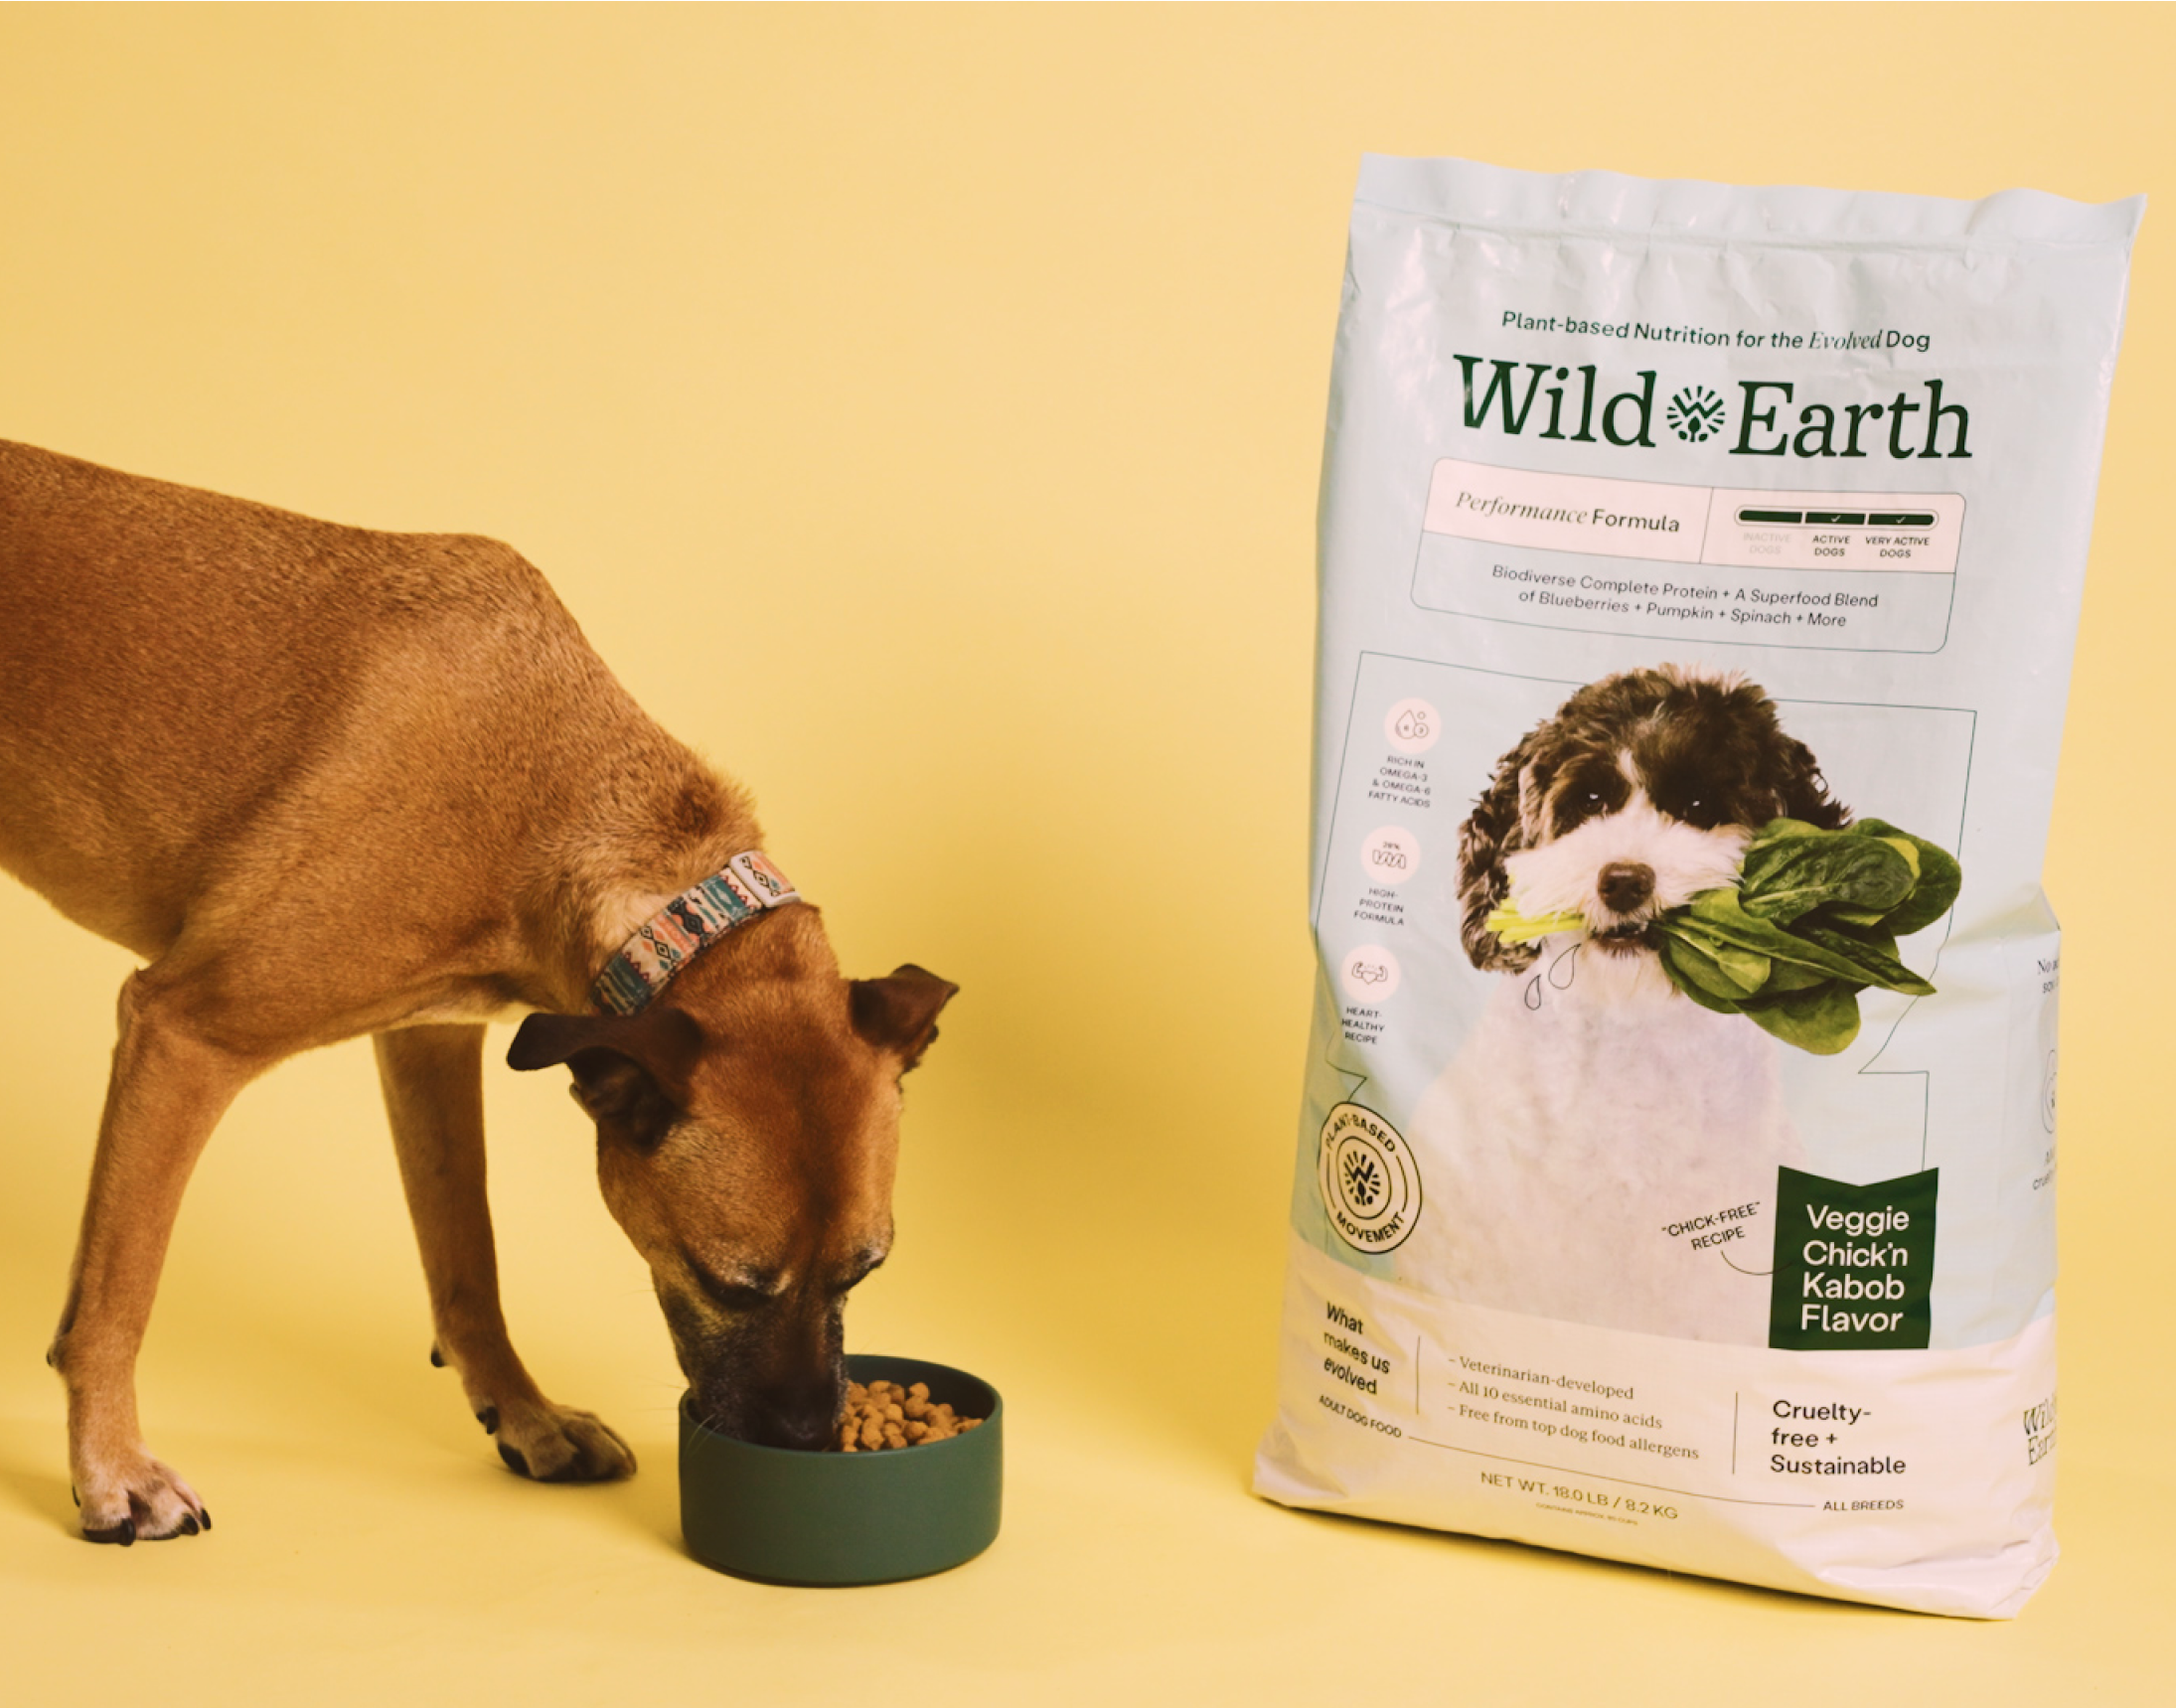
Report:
1402,667,1843,1342
0,440,954,1542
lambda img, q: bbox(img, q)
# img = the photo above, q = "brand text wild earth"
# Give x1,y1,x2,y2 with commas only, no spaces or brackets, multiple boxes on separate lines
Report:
1454,357,1973,459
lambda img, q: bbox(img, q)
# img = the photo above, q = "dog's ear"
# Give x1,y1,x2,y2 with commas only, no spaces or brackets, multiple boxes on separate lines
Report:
1459,734,1543,974
850,965,958,1072
507,1007,703,1148
1777,737,1851,830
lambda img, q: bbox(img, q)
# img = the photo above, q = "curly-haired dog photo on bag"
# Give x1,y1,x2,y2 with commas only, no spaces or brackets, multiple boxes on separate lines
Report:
1253,157,2139,1619
1400,665,1958,1345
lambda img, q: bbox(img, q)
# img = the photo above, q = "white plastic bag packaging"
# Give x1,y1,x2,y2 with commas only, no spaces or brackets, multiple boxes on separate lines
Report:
1255,157,2141,1617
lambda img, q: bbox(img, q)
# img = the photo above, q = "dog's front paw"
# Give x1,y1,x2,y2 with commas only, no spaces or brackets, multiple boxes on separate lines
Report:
73,1448,211,1544
487,1401,636,1483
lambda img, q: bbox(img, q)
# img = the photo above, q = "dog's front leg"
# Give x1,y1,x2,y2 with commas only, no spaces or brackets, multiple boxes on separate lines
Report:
49,973,251,1543
374,1024,635,1482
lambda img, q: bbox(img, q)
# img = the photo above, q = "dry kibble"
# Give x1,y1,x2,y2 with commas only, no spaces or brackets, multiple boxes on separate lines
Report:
835,1377,987,1452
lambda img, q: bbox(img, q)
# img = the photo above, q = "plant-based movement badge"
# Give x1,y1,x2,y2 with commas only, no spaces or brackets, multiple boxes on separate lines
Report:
1318,1103,1420,1254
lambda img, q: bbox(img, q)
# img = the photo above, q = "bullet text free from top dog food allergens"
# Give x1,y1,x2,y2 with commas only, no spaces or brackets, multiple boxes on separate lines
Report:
1254,157,2140,1619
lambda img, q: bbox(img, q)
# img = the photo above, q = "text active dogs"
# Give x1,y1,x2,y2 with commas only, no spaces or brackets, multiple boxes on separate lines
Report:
1401,667,1844,1341
0,440,953,1542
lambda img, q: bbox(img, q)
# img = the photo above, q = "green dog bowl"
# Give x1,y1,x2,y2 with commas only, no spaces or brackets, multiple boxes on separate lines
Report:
679,1353,1003,1586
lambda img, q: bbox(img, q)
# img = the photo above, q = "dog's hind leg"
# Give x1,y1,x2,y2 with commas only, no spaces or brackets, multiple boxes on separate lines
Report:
50,971,255,1543
374,1024,636,1482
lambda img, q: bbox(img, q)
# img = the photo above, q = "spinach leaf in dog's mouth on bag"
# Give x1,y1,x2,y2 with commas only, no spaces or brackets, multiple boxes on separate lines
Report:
1486,816,1959,1054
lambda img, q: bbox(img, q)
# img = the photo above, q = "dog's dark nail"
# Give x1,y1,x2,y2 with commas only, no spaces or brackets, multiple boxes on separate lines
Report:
85,1516,135,1546
71,1485,78,1508
476,1406,499,1436
179,1513,199,1536
498,1442,531,1477
198,1506,212,1531
430,1345,444,1368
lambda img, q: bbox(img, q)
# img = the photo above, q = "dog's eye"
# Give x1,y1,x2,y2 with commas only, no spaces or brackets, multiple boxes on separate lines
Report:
831,1255,887,1299
1555,773,1627,835
685,1255,780,1313
1652,776,1726,829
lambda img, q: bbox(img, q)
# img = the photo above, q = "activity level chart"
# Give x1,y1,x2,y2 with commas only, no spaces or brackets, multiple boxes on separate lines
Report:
1412,458,1965,654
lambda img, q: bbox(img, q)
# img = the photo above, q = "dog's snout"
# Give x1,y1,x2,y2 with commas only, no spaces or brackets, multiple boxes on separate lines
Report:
745,1379,842,1452
1598,860,1655,913
690,1365,844,1452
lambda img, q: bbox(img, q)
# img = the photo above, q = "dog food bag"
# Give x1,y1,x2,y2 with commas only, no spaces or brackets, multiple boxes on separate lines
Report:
1254,157,2141,1617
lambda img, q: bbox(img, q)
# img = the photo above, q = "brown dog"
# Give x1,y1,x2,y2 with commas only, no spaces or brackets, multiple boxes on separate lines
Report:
0,440,955,1543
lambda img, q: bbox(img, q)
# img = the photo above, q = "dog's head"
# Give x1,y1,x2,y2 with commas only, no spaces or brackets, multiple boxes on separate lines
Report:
506,907,954,1451
1459,667,1846,973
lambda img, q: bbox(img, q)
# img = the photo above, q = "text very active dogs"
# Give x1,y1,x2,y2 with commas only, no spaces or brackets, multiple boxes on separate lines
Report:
1402,667,1843,1341
0,440,955,1543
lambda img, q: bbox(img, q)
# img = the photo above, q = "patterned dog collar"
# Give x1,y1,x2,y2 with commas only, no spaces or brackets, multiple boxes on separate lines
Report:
590,851,801,1014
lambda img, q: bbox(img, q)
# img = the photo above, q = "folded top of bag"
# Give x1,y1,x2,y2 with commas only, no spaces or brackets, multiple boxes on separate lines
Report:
1357,153,2143,248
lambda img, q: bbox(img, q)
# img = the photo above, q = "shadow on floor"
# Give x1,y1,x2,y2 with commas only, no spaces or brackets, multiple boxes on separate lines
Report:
0,1455,77,1537
582,1435,689,1554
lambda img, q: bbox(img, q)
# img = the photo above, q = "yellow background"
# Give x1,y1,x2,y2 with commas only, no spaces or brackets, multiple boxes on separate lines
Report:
0,5,2168,1700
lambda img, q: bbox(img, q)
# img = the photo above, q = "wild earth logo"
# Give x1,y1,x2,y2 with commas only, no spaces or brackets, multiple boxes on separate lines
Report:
1665,386,1726,443
2022,1394,2058,1467
1455,356,1971,459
